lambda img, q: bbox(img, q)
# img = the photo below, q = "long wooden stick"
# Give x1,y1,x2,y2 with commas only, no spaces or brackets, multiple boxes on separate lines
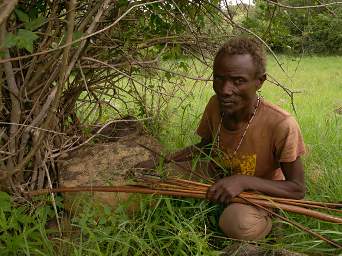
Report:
242,191,342,209
165,177,342,209
26,172,342,249
237,193,342,212
132,150,342,211
153,183,342,213
231,197,342,224
27,185,207,199
153,177,342,211
139,179,342,213
259,200,342,213
238,195,342,249
144,179,342,213
26,185,342,224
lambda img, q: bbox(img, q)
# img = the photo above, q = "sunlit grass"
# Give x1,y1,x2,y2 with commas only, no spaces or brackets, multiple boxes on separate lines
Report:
157,55,342,254
1,56,341,255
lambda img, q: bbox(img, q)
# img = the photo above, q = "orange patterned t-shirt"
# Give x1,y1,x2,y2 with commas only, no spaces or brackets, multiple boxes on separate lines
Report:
196,95,305,180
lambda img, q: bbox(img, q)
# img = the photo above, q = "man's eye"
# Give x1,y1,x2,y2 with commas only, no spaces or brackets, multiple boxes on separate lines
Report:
234,78,245,85
213,76,224,82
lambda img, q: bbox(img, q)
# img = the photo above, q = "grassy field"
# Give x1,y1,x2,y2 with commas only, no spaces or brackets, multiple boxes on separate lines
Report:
1,56,341,255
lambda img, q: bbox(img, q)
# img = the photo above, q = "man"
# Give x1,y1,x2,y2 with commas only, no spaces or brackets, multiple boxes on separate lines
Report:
137,36,306,241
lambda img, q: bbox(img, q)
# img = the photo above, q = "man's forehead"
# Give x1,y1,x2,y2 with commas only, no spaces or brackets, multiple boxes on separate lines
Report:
214,53,256,75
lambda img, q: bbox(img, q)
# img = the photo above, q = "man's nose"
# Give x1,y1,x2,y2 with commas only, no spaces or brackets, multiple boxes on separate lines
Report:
221,80,234,96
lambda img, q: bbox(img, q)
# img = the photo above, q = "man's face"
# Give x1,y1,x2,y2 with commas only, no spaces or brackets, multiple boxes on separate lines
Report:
213,54,264,116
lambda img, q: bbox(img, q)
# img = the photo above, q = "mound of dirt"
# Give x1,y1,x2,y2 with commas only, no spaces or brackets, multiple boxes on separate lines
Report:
57,120,162,213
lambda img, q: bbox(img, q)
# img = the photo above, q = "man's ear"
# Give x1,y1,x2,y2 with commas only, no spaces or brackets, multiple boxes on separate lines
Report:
256,73,266,90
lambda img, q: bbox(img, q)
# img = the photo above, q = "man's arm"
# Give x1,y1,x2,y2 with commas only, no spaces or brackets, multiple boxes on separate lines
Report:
134,137,212,170
208,157,306,203
165,137,212,162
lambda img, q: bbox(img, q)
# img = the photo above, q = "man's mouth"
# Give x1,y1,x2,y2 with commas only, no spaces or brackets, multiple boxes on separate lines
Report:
219,99,235,106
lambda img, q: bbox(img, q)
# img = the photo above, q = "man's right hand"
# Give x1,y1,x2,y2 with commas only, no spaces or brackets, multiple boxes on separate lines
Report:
134,159,157,170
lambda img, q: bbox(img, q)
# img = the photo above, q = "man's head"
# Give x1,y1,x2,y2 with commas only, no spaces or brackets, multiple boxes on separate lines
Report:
214,36,266,78
213,36,267,116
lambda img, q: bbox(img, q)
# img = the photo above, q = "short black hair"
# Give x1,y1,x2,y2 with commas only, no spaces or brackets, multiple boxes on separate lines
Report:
214,36,266,77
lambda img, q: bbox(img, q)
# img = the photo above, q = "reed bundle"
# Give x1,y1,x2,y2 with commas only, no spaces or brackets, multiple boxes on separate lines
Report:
27,174,342,248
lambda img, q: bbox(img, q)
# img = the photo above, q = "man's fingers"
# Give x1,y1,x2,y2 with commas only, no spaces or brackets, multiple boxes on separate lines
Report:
224,194,232,204
208,183,218,192
207,184,218,200
218,193,228,204
208,182,233,204
209,180,224,193
212,187,224,202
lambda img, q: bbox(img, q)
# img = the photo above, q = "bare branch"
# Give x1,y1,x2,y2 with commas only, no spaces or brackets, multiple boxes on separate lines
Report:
43,153,62,236
207,2,288,76
265,0,342,9
266,73,303,114
82,57,179,97
0,121,66,135
0,23,21,173
65,0,112,79
0,0,18,26
0,0,77,182
50,117,153,158
0,0,165,64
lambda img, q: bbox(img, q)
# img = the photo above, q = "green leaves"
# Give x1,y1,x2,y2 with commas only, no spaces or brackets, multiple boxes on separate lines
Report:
0,193,56,255
3,30,39,53
60,30,84,48
3,8,45,53
25,16,46,31
0,192,11,212
17,29,39,53
15,9,30,23
3,33,17,48
15,8,46,31
179,61,189,73
243,0,342,54
118,0,129,7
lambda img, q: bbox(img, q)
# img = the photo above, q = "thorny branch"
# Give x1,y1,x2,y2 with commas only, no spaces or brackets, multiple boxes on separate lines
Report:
266,73,303,115
0,0,18,26
0,0,307,192
0,0,165,64
207,2,302,113
0,23,21,183
207,2,288,75
265,0,342,9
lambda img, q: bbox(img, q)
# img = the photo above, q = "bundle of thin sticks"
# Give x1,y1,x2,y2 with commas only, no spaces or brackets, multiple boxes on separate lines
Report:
27,174,342,248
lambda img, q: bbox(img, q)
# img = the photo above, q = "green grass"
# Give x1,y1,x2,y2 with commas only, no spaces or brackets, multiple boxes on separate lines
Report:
1,55,341,255
150,55,342,254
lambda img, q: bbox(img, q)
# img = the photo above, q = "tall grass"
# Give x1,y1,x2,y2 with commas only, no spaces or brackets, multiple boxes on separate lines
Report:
1,56,341,255
156,55,342,254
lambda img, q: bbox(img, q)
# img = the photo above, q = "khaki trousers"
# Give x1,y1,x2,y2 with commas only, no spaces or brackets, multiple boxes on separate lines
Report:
219,203,272,240
166,160,273,241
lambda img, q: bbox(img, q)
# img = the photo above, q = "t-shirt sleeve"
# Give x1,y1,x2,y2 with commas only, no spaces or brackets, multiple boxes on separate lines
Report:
196,96,216,140
274,116,306,162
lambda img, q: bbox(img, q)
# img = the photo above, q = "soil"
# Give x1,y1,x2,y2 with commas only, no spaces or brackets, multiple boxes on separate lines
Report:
57,119,162,213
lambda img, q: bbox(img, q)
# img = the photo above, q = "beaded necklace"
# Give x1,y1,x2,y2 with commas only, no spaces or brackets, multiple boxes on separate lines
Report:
216,96,260,157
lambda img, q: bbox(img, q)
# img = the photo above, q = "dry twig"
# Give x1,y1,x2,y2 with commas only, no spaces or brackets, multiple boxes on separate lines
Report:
26,177,342,248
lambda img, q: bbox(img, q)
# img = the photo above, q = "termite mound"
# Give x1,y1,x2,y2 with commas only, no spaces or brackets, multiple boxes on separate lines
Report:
57,118,162,214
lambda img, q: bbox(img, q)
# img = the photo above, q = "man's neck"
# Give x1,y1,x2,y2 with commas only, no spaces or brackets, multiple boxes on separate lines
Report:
222,96,259,131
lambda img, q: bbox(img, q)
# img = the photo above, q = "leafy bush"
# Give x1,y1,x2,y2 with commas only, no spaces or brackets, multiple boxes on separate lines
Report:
242,0,342,54
0,192,56,255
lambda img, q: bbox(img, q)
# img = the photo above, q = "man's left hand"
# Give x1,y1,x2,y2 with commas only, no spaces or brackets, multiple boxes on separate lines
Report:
207,175,247,204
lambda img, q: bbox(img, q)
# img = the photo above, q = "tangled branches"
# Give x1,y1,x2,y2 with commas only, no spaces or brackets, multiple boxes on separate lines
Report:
0,1,222,192
0,0,302,193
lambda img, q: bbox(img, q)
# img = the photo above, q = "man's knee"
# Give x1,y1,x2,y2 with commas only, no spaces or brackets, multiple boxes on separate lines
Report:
219,203,272,241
